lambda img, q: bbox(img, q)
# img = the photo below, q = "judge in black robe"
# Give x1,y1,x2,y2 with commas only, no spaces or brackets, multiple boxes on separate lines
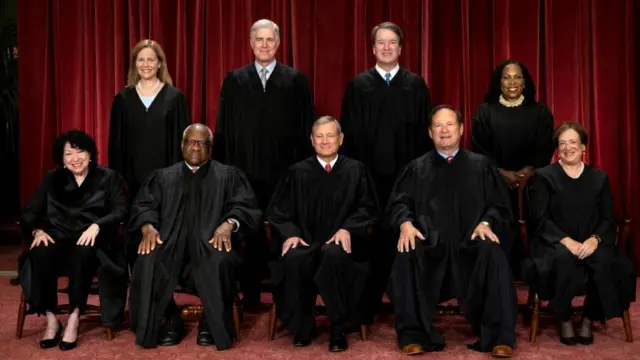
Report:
128,124,262,351
20,130,128,350
214,20,315,306
108,40,190,199
388,105,517,358
471,60,554,273
522,122,636,345
340,22,432,313
266,116,380,351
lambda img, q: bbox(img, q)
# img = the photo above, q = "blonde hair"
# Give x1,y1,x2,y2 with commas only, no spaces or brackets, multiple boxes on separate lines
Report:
127,39,173,87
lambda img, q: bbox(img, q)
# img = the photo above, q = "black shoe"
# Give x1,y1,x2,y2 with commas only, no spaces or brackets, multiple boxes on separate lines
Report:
576,336,594,345
40,321,63,349
329,331,348,352
157,317,185,346
293,336,312,347
196,315,215,346
59,339,77,351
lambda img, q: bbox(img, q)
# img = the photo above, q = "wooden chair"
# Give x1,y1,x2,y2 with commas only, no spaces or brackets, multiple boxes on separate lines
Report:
521,192,634,343
264,221,369,341
180,299,242,341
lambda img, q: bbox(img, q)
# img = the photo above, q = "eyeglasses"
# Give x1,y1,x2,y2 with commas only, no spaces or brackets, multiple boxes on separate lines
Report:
184,139,211,148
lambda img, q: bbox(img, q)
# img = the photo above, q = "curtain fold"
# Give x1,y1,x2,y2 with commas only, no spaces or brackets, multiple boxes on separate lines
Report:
17,0,640,269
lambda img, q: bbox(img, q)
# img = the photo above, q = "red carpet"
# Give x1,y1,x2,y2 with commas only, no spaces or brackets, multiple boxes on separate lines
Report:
1,267,639,358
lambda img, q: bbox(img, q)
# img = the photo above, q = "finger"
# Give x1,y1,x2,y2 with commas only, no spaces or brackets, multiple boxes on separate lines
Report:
397,238,403,252
471,231,477,240
156,235,163,244
345,238,351,253
300,240,309,247
89,237,95,247
224,238,232,252
410,235,416,250
282,242,292,256
341,239,349,253
480,233,486,241
30,240,36,249
416,231,425,240
43,238,49,247
45,234,55,243
326,238,335,244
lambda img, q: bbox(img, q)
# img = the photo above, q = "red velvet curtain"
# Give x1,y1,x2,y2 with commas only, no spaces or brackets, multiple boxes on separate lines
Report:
17,0,640,265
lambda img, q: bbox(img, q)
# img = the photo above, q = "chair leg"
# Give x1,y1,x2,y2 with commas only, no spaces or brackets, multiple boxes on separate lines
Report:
359,324,368,341
529,293,540,343
268,303,277,340
623,309,633,342
232,302,241,341
16,291,27,339
105,326,115,340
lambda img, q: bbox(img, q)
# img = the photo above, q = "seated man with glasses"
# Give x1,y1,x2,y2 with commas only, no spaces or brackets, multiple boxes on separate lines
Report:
128,124,262,351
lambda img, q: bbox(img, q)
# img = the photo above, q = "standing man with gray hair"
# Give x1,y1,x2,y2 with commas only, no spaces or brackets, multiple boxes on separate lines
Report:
214,19,316,310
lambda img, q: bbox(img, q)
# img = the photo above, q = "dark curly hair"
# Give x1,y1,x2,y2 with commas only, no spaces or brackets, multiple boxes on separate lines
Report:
484,59,537,104
52,130,98,168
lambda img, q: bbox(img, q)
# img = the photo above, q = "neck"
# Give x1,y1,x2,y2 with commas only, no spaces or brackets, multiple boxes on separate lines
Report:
138,77,159,87
73,169,89,183
256,59,274,68
436,147,459,156
318,154,338,163
377,62,398,72
560,159,583,168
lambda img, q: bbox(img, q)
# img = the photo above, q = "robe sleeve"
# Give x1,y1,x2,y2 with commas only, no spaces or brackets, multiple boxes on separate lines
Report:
340,167,381,240
20,171,53,244
592,174,616,246
386,163,418,229
222,167,263,237
265,168,303,246
214,73,233,164
294,72,315,162
127,170,163,243
167,90,191,165
108,94,126,174
479,164,515,249
339,80,358,159
94,172,128,229
528,104,555,169
471,104,499,167
527,173,569,244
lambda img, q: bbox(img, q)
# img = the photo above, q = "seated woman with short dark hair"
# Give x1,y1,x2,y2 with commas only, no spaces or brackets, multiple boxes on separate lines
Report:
20,130,127,351
523,121,636,345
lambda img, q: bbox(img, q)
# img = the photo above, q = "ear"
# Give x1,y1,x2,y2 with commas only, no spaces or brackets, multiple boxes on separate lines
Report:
338,133,344,145
428,128,433,140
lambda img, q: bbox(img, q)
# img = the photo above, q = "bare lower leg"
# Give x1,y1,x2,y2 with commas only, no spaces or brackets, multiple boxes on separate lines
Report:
559,320,575,338
43,312,59,340
62,308,80,342
579,317,593,338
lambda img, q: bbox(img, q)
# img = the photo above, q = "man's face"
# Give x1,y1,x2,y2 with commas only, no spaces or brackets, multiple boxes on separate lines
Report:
182,128,212,167
428,109,463,152
373,29,402,66
251,27,279,64
310,122,343,158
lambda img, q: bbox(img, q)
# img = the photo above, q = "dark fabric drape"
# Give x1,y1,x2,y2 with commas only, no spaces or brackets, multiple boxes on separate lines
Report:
17,0,640,270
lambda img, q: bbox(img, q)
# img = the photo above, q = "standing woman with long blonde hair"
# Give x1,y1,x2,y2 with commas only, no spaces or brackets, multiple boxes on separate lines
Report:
108,40,190,199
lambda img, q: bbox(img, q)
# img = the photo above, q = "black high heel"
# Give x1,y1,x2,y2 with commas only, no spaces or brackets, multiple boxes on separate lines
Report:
40,321,63,349
59,320,79,351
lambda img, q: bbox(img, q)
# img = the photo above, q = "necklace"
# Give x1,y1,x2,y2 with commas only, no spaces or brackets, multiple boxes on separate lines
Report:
499,94,524,107
136,79,161,94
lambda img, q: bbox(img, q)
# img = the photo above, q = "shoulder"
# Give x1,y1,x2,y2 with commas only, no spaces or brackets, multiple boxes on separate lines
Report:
398,68,427,87
339,155,366,172
584,165,609,183
163,85,186,100
224,64,253,84
462,149,491,165
277,63,310,84
288,156,316,173
532,163,559,184
209,160,250,180
474,102,492,116
349,69,377,86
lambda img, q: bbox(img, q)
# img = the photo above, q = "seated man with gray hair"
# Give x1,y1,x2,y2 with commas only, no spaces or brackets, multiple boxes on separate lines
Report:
266,116,380,352
128,124,262,351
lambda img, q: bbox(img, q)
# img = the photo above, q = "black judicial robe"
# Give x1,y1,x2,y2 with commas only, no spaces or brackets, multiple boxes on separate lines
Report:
19,166,128,325
522,163,636,319
471,102,554,172
340,67,432,206
387,150,517,350
127,161,262,350
214,62,315,210
108,85,191,198
266,156,380,328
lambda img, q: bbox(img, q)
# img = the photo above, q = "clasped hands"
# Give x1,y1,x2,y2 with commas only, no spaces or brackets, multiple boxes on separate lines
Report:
499,166,533,190
281,229,351,256
397,221,499,252
560,236,598,260
30,224,100,249
137,221,234,255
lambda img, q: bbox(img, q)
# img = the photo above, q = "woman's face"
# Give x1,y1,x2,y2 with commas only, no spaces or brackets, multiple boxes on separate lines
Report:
500,63,525,101
62,143,91,176
558,129,586,165
136,47,160,81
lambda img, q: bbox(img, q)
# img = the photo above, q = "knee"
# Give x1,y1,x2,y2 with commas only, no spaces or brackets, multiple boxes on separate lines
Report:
29,245,56,264
321,243,349,261
210,250,235,270
282,247,309,265
72,245,97,262
553,246,577,265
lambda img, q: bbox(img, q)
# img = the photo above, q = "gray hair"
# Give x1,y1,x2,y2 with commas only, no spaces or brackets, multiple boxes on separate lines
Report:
311,116,342,135
250,19,280,41
183,123,213,143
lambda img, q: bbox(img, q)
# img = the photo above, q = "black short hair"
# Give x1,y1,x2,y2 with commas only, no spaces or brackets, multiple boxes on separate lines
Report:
553,121,589,147
52,130,98,168
484,59,537,104
428,104,463,128
371,22,404,46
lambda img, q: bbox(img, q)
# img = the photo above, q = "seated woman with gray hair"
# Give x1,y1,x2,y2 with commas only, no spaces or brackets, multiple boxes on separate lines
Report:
20,130,128,351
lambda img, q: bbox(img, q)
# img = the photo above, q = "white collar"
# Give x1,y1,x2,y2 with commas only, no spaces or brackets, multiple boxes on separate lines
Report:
559,160,585,179
255,60,277,74
185,162,199,172
375,64,400,81
317,155,338,169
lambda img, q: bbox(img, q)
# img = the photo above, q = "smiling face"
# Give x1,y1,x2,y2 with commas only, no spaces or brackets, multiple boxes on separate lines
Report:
62,143,90,176
311,121,343,159
557,128,585,165
251,27,279,65
429,108,463,152
373,28,402,67
500,63,525,101
136,47,161,81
